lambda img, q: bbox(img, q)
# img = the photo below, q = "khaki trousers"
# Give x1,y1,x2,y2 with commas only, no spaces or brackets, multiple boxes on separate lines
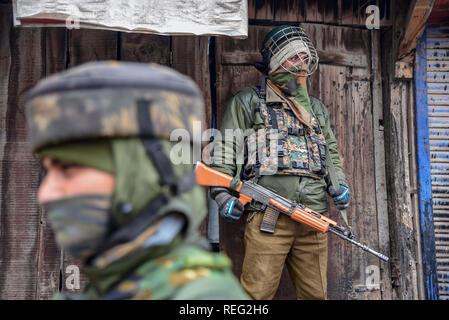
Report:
240,211,328,300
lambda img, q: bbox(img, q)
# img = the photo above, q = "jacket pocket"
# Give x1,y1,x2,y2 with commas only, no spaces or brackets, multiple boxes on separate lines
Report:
298,176,328,213
308,130,327,176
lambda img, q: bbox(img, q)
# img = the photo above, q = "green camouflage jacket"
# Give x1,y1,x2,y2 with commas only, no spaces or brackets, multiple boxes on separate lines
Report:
55,237,249,300
211,85,348,214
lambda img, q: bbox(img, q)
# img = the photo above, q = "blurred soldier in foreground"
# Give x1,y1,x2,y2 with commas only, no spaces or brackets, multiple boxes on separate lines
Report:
25,61,248,300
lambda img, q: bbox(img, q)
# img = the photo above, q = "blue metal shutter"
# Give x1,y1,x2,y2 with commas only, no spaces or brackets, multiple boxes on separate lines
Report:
427,26,449,300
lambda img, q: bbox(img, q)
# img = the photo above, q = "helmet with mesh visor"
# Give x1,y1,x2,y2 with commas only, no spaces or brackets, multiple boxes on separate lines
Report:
262,25,319,76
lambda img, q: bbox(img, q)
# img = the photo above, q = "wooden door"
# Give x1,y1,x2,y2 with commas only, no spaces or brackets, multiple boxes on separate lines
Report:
215,24,390,300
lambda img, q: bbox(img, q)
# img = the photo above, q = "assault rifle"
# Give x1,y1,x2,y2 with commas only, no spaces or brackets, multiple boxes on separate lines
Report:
195,162,389,262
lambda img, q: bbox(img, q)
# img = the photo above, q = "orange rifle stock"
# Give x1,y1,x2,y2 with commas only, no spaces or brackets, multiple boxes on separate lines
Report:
195,161,334,232
195,161,389,262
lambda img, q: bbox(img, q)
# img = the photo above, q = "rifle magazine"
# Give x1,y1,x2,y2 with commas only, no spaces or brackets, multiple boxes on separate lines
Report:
260,206,280,234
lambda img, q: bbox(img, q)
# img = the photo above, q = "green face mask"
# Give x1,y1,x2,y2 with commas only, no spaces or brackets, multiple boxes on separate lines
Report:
269,70,296,87
43,194,112,260
268,67,311,113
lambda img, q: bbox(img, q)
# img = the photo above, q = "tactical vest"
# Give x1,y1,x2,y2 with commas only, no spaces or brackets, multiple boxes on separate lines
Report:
242,87,328,180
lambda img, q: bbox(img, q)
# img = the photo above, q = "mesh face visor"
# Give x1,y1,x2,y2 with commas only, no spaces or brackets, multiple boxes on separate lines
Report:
264,26,319,76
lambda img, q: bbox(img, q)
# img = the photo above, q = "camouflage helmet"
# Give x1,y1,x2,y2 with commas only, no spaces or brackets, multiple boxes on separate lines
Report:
25,61,205,152
25,61,207,234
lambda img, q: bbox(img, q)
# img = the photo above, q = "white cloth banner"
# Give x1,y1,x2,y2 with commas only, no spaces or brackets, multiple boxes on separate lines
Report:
13,0,248,38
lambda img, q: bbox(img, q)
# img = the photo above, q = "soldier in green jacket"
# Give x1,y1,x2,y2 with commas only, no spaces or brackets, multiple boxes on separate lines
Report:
25,61,249,300
210,25,351,300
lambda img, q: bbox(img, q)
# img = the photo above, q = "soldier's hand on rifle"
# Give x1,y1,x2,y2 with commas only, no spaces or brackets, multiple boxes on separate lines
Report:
328,185,351,210
215,192,245,221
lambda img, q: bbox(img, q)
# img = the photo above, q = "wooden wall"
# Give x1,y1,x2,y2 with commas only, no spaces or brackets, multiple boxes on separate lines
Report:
0,0,424,300
248,0,392,26
381,27,422,299
0,3,210,299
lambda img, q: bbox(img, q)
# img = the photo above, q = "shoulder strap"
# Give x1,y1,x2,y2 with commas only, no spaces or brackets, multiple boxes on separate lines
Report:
137,99,196,195
308,97,349,226
247,86,265,181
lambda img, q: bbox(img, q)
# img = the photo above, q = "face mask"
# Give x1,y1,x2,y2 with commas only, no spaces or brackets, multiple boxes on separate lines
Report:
42,194,112,260
268,66,312,114
269,66,307,95
269,70,296,88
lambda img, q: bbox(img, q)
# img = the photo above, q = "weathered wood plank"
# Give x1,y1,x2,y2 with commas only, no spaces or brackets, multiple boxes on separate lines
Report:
305,0,319,22
319,50,368,68
371,30,393,300
316,0,327,23
215,26,271,127
69,29,118,66
380,0,393,27
323,0,339,24
221,50,369,68
0,2,12,297
358,0,372,26
172,36,211,128
340,0,355,25
0,4,45,299
0,4,11,205
248,0,274,21
250,0,392,26
35,28,69,300
406,65,425,300
350,79,381,300
382,27,421,299
36,203,61,300
302,23,371,59
400,82,420,299
316,64,354,300
273,0,305,22
45,29,68,75
120,33,170,65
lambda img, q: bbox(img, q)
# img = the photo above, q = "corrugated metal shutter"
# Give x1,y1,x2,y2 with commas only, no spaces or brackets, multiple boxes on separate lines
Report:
427,26,449,300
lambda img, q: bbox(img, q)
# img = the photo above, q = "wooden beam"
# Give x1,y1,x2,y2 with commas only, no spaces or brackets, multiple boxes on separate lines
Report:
221,50,369,68
381,28,421,300
397,0,436,63
371,30,393,300
395,61,414,79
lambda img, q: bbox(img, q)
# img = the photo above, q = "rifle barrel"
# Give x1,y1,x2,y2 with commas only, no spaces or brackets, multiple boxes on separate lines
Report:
328,228,389,262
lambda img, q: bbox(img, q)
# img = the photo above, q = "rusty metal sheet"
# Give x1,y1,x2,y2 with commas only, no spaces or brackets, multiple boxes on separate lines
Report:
428,0,449,24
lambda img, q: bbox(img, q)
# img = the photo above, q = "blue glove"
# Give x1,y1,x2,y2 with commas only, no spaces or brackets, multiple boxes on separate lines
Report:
215,192,244,221
328,185,351,210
